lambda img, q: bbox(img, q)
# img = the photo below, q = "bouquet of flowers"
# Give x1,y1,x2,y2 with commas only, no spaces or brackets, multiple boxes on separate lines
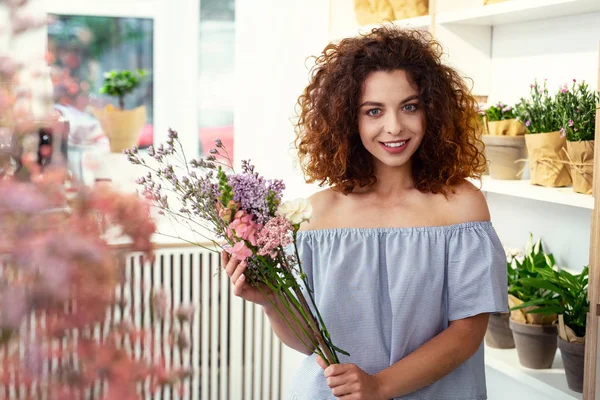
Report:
126,129,348,365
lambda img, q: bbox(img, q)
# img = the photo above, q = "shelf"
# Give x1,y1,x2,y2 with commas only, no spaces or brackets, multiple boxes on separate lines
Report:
485,345,582,399
437,0,600,26
474,176,594,210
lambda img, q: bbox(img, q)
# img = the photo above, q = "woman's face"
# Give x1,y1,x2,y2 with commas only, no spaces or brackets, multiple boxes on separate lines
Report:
357,69,425,172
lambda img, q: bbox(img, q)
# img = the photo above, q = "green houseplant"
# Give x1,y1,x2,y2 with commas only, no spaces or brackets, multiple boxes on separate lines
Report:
556,80,599,194
516,80,572,187
93,69,148,153
482,101,527,180
513,265,589,392
507,234,560,369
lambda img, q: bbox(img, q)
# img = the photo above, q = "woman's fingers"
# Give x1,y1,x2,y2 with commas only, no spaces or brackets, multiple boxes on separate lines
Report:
233,274,247,297
230,261,247,285
223,250,239,277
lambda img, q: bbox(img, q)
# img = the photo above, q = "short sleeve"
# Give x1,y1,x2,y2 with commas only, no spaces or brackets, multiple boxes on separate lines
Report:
446,223,508,321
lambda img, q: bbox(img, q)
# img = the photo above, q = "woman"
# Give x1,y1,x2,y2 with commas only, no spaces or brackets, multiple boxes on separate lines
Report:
223,26,508,400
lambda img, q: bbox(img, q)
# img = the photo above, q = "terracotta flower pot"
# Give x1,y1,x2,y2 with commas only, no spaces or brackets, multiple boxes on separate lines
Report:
485,312,515,349
482,135,527,180
509,319,557,369
558,337,585,393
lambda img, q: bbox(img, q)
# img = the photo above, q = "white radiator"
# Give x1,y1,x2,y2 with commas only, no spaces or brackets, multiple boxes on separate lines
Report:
0,246,285,400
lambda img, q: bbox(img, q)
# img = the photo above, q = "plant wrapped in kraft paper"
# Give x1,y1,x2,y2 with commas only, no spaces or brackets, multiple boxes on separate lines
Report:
484,101,525,136
556,80,599,195
516,80,572,187
126,130,348,366
93,69,148,153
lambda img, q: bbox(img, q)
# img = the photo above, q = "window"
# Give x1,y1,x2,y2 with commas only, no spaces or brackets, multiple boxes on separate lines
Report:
198,0,235,163
47,15,154,148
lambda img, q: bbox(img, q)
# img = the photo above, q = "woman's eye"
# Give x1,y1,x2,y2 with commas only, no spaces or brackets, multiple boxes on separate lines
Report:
367,109,381,117
403,104,418,112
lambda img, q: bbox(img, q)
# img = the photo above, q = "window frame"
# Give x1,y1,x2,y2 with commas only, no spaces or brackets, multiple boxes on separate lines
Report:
44,0,200,156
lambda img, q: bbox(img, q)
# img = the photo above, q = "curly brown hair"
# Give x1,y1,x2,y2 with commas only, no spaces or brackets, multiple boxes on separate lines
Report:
295,26,485,195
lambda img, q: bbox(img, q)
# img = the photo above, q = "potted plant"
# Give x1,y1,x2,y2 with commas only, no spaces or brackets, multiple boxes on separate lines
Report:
516,80,572,187
508,234,559,369
485,247,520,349
482,102,527,180
516,265,589,393
92,69,148,153
556,80,599,195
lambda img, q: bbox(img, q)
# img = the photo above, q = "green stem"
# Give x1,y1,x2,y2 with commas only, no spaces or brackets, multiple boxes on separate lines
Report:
292,232,341,364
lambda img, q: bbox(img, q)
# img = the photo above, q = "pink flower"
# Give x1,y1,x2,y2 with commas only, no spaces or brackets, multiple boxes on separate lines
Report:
231,241,252,260
227,210,261,246
256,216,293,258
568,119,574,127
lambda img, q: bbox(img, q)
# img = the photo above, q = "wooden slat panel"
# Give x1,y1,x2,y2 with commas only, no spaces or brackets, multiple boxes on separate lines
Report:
584,41,600,400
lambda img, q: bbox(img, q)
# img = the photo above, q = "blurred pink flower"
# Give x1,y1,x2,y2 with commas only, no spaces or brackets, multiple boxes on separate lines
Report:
176,304,196,323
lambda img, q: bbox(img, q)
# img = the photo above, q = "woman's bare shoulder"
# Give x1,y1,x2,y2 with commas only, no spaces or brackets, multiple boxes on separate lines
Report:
298,188,342,231
441,179,490,225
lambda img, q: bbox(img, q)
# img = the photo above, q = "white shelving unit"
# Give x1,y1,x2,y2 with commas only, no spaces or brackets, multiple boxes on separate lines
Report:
437,0,600,25
474,176,594,210
485,346,583,400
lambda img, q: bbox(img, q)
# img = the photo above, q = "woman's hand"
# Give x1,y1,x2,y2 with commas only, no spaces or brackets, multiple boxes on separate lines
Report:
317,356,386,400
222,250,273,307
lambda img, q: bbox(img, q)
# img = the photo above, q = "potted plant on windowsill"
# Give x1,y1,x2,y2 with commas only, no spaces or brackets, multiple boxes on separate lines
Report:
516,80,572,188
482,101,527,180
92,69,148,153
515,265,589,393
556,80,599,195
507,234,559,369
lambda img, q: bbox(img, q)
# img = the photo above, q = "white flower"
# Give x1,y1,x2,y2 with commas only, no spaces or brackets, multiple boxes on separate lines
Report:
276,198,312,225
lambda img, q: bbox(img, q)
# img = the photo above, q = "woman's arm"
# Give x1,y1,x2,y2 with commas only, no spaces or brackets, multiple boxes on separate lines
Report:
224,250,314,355
319,313,489,400
263,300,315,355
376,313,489,398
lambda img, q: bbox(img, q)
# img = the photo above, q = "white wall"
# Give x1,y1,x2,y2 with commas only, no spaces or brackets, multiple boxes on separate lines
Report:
235,0,329,202
235,0,331,396
488,12,600,105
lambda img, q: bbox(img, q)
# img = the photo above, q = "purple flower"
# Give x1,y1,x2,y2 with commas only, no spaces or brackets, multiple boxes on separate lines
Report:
228,172,270,224
215,138,223,148
267,179,285,204
561,88,568,94
209,149,218,155
525,120,531,127
568,119,574,127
